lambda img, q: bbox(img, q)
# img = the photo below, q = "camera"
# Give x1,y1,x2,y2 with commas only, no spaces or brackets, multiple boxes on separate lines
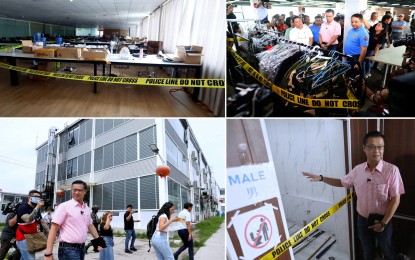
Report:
393,33,415,47
1,202,22,215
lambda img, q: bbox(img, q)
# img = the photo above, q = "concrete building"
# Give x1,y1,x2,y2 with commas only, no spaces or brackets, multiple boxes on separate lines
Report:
35,119,221,229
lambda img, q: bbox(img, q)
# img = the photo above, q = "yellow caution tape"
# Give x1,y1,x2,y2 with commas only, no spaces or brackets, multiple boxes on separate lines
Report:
227,37,248,42
0,44,23,51
0,62,225,88
261,192,353,259
228,47,361,110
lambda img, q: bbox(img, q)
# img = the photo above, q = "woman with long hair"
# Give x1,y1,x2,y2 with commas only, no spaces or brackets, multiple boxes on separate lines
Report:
364,22,388,78
99,211,114,260
151,202,179,260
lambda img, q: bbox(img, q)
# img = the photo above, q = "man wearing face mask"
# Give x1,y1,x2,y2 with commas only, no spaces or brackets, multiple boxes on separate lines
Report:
16,190,50,260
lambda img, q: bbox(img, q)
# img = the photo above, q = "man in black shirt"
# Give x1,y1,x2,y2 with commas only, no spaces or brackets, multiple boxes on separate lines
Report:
124,204,140,254
0,212,18,259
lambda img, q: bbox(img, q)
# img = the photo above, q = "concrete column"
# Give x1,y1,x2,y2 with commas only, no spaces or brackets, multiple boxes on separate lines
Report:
155,119,167,207
344,0,367,51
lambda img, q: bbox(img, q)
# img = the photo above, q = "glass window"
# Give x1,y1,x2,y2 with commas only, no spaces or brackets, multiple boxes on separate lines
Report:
140,175,158,209
178,150,188,177
166,135,178,166
103,143,114,169
168,119,185,143
94,147,103,171
181,187,190,207
139,126,157,159
84,152,91,174
95,119,104,136
168,179,181,209
126,134,137,163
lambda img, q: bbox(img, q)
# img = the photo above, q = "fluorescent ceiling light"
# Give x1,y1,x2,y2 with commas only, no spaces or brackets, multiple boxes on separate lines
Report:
391,3,400,5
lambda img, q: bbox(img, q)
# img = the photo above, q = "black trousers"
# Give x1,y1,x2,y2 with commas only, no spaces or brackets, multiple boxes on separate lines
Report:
174,229,194,260
0,238,17,260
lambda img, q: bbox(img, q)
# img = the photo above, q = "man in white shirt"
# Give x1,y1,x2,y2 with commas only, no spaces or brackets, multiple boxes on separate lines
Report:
368,12,379,27
173,203,193,260
289,16,314,45
255,0,271,24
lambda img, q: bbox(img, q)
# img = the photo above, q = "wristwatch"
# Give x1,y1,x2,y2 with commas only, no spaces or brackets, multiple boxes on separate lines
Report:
380,222,387,228
44,253,53,257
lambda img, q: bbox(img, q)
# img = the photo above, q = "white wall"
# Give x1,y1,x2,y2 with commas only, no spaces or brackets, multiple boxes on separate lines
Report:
264,119,350,254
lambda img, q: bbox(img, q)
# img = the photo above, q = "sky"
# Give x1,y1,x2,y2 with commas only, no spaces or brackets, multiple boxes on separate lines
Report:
0,118,225,195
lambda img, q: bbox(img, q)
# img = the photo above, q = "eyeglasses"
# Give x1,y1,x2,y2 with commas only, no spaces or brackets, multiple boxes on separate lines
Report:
72,189,85,193
366,145,384,151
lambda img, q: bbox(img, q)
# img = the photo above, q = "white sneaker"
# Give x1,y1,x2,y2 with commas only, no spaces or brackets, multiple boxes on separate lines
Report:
367,73,371,77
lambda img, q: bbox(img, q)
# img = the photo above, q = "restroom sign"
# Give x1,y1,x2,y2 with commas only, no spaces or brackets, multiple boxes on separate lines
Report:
245,214,272,249
226,163,292,259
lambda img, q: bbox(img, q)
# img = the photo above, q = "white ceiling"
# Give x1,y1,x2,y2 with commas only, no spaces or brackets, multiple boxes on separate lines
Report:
0,0,166,29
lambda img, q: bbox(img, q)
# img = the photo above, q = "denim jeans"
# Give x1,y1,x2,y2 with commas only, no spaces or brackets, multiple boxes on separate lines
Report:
16,239,35,260
151,232,174,260
174,229,194,260
99,237,114,260
364,50,375,76
58,246,85,260
124,229,136,250
357,214,395,260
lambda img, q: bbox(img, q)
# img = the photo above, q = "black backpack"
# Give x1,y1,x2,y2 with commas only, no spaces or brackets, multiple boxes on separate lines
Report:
146,215,158,252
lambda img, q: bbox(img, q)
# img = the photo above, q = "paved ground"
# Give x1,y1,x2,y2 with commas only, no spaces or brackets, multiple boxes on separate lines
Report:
15,223,226,260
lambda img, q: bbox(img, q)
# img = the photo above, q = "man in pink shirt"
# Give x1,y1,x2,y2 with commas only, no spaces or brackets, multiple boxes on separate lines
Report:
319,9,341,51
303,131,404,260
44,180,100,259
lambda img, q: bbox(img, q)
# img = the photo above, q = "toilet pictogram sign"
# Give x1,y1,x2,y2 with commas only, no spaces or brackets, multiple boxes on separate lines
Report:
245,214,272,249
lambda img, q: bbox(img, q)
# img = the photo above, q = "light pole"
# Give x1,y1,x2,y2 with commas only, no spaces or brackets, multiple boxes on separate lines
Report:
149,144,166,164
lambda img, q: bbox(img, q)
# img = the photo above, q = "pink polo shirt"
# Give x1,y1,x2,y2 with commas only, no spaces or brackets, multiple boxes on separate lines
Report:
319,20,341,45
52,198,93,244
341,160,405,218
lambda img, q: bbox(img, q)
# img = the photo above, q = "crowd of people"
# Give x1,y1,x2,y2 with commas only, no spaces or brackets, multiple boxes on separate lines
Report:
0,180,195,260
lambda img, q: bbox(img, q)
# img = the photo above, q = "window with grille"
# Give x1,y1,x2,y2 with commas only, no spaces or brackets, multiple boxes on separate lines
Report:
94,133,137,172
92,178,138,210
140,175,159,209
139,126,157,159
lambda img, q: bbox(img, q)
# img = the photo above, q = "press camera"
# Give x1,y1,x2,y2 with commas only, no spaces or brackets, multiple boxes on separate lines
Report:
1,202,22,215
393,33,415,47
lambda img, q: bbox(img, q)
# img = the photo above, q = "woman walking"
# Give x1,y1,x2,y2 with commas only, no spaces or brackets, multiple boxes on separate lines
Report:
151,202,179,260
99,211,115,260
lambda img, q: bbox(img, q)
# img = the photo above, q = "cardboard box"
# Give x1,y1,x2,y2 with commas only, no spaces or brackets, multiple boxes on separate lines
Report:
21,40,34,54
34,48,57,58
82,49,109,60
57,48,81,59
176,45,203,64
36,61,55,80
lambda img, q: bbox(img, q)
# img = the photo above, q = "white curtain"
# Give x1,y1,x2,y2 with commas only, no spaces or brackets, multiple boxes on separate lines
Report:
142,17,149,39
139,0,225,116
148,7,161,40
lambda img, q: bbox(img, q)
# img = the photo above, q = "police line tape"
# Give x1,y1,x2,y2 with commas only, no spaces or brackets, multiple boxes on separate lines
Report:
228,48,361,110
0,44,22,50
260,192,354,260
227,38,248,42
0,62,225,88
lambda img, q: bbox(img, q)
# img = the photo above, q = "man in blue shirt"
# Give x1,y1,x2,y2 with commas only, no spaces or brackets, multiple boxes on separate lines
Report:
344,14,369,71
391,14,407,42
309,15,323,46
